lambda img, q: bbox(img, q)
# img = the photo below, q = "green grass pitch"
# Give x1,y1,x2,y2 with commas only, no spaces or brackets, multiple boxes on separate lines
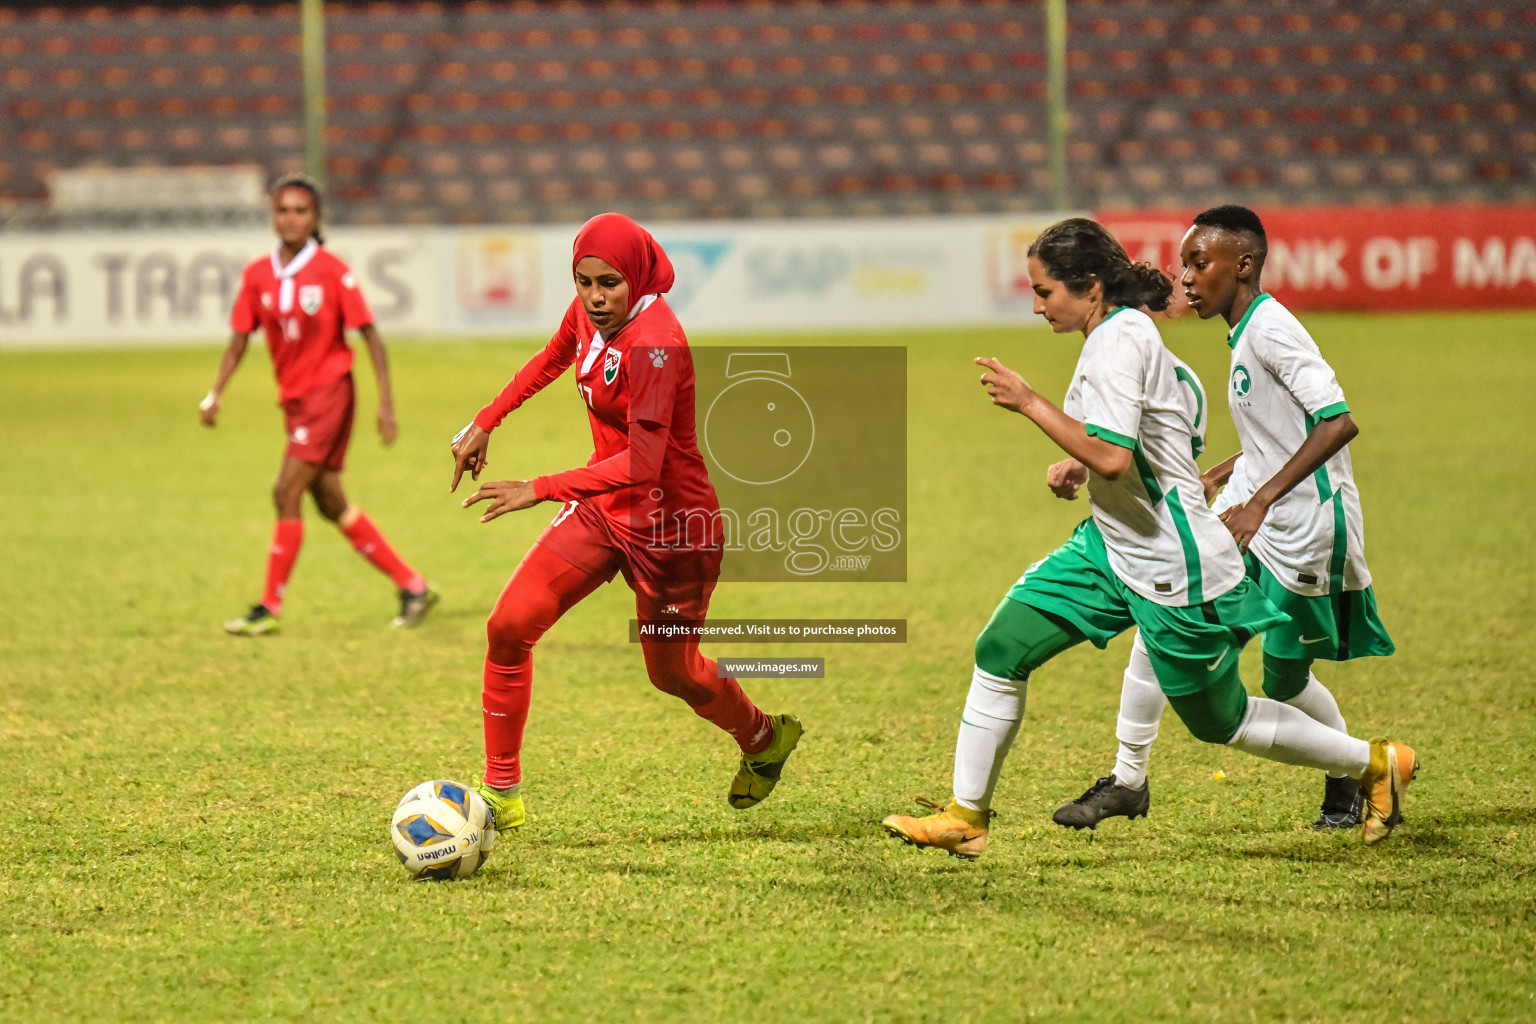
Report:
3,312,1534,1022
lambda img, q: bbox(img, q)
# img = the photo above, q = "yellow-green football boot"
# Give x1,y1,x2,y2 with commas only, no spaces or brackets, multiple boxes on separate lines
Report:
728,714,803,809
471,780,526,832
224,604,280,637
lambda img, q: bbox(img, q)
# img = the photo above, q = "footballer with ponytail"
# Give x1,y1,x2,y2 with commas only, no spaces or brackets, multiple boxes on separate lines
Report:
882,217,1341,859
1026,216,1173,313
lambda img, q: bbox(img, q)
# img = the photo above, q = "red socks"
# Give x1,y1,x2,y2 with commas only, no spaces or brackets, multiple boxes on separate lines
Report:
482,657,532,788
341,510,424,593
261,511,421,616
690,674,774,754
640,641,775,754
481,654,769,788
261,519,304,615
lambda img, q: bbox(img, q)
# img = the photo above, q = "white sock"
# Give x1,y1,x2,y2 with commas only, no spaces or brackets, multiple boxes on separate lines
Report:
1112,632,1166,789
1283,674,1349,777
1227,697,1370,778
953,665,1025,812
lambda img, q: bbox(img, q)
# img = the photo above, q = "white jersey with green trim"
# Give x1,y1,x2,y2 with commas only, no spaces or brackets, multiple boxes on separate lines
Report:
1063,306,1245,607
1225,294,1372,597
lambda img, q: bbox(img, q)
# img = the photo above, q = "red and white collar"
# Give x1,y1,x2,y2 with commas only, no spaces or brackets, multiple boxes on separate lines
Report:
270,239,319,313
580,293,658,375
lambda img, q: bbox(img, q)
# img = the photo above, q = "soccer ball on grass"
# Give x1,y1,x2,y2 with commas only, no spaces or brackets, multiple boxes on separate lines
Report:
390,780,494,880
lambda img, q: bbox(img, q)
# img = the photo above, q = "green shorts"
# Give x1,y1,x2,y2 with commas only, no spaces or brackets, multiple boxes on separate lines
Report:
1245,553,1394,662
1005,519,1289,696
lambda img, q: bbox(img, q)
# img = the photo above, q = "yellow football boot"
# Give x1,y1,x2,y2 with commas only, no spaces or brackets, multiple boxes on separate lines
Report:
728,714,803,809
224,604,280,636
1358,740,1419,845
882,798,994,860
471,780,526,833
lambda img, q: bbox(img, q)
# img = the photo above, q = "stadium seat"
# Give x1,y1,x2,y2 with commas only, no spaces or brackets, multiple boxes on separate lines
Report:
1280,162,1318,186
4,0,1526,222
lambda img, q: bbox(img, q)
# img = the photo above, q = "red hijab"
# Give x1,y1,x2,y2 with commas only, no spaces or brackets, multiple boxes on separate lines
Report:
572,213,675,296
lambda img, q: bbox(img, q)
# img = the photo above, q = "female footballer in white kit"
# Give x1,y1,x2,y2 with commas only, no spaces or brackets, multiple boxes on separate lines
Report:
1053,205,1400,835
881,218,1416,860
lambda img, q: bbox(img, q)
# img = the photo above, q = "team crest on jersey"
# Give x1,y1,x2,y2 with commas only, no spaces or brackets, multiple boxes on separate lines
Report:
298,285,324,315
1231,363,1252,398
603,347,622,385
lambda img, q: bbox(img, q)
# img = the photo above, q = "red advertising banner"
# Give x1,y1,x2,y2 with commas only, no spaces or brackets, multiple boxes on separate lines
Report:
1097,206,1536,312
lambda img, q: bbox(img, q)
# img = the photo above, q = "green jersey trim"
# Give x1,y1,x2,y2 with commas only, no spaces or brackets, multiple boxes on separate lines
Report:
1086,423,1137,450
1111,436,1200,595
1131,443,1165,505
1166,486,1204,605
1174,366,1205,432
1303,405,1347,502
1327,492,1348,595
1173,365,1206,460
1225,292,1274,350
1095,306,1129,332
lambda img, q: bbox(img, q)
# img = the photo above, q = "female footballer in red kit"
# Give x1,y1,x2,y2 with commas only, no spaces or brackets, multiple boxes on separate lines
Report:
202,174,436,635
449,213,801,831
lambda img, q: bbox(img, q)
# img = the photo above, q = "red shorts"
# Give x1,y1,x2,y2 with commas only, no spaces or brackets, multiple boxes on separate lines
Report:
535,497,722,617
282,374,355,472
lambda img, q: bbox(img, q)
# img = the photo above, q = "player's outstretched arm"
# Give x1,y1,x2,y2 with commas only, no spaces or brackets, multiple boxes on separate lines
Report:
1225,413,1357,551
975,357,1133,481
453,321,582,491
200,330,250,427
461,479,539,523
458,419,671,510
357,324,398,446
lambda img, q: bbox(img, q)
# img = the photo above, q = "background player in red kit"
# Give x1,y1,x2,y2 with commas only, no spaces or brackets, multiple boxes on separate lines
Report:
449,213,802,832
201,174,436,635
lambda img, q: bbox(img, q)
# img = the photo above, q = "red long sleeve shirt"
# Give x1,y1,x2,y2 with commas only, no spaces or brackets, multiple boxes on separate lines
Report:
475,297,719,549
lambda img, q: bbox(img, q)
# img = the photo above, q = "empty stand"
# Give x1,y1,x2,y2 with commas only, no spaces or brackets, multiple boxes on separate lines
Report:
0,0,1529,225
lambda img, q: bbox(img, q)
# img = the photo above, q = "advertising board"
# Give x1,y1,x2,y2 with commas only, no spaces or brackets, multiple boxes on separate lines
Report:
1099,206,1536,312
0,215,1061,348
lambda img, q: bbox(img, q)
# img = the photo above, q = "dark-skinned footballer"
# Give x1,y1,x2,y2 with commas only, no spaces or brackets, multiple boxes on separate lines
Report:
880,217,1416,860
203,174,436,636
1053,205,1401,836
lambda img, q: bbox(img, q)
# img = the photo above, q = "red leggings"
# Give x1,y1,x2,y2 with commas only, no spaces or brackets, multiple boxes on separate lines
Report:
480,542,772,788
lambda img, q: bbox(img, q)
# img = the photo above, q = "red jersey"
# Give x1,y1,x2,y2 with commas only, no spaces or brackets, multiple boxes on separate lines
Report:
476,296,719,552
231,242,373,402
